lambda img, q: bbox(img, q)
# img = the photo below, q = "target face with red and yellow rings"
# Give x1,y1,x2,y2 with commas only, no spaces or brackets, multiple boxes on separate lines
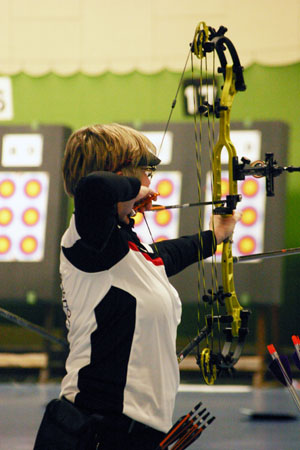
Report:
0,235,11,254
22,208,40,226
241,207,257,227
238,236,256,255
0,207,13,226
155,179,174,198
0,172,49,261
24,179,42,198
20,236,38,255
0,179,15,198
154,209,173,227
241,178,260,198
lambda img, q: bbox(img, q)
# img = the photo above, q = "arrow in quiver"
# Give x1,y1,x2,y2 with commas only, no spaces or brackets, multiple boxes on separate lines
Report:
156,401,215,450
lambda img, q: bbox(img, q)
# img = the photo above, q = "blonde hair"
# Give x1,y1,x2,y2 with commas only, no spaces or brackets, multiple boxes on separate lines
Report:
62,123,158,197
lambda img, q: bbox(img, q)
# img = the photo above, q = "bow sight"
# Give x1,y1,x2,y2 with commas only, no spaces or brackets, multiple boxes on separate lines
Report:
233,152,300,196
209,152,300,213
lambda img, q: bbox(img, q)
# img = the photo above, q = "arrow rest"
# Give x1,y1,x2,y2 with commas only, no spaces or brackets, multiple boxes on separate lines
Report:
213,194,242,215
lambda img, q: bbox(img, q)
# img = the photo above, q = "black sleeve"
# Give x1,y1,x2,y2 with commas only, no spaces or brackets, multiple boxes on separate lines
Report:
150,231,216,277
74,171,141,249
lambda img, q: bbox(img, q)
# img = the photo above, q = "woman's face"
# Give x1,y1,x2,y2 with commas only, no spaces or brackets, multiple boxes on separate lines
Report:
140,170,151,187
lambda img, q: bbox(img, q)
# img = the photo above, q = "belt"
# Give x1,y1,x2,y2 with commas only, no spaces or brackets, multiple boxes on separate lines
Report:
62,398,151,435
108,414,151,434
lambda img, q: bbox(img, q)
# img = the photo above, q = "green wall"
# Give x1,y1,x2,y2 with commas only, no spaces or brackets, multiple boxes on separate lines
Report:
9,65,300,235
2,63,300,346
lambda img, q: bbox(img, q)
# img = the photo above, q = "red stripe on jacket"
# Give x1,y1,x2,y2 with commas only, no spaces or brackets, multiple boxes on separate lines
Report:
128,241,163,266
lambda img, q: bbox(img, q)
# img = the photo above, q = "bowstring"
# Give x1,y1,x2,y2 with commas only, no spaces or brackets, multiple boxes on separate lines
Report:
157,49,192,158
194,43,221,368
142,48,192,257
191,50,207,364
142,212,159,255
142,43,196,347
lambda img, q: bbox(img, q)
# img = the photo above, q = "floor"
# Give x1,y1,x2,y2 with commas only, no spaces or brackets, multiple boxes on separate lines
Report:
0,383,299,450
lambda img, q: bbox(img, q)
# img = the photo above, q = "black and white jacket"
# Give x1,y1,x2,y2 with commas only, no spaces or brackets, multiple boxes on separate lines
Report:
59,171,215,433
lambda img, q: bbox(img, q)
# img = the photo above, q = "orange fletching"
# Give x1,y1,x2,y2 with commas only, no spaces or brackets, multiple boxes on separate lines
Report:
267,344,276,354
133,192,159,212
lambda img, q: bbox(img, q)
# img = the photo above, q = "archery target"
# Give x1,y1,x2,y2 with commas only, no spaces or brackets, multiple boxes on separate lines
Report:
204,171,266,260
0,171,49,261
133,171,182,242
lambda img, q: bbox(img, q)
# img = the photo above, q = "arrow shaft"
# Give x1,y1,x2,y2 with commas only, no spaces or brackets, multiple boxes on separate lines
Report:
150,200,224,211
233,247,300,263
0,306,68,348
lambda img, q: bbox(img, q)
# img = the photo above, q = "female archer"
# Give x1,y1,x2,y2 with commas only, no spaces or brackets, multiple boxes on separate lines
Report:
34,123,240,450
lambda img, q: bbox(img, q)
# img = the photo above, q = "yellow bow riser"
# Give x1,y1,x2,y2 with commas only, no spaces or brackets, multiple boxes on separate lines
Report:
212,64,242,337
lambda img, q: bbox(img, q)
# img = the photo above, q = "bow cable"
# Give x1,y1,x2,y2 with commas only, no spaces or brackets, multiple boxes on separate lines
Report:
191,23,220,384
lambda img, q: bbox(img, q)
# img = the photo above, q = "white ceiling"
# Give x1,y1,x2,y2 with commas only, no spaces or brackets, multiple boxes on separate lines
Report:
0,0,299,75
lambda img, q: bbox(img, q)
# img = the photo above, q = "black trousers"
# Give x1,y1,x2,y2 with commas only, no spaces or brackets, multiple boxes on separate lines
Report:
96,420,165,450
34,398,166,450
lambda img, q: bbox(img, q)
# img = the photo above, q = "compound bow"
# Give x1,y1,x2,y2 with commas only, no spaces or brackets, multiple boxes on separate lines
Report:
174,23,300,384
174,22,251,384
